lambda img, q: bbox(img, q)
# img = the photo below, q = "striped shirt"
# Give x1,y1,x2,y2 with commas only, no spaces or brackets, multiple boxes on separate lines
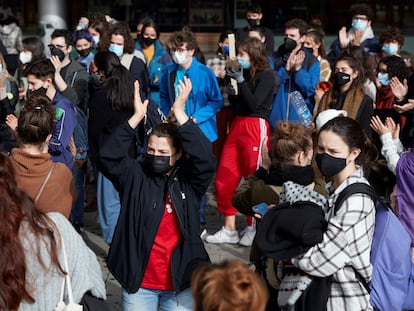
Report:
292,168,375,310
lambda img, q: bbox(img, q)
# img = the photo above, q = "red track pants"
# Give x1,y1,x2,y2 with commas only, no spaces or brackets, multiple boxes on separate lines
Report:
215,116,271,217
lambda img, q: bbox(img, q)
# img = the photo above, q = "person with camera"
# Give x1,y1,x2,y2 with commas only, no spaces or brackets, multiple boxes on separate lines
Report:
206,37,276,246
269,18,319,127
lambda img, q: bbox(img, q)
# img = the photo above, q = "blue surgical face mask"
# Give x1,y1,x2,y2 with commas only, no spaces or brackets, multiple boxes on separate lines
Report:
0,64,3,73
352,19,368,31
109,43,124,57
382,43,399,56
238,57,250,69
377,72,390,86
223,45,230,55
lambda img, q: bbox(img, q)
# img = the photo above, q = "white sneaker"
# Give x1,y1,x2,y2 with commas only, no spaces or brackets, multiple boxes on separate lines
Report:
200,228,207,240
239,226,256,247
205,227,240,244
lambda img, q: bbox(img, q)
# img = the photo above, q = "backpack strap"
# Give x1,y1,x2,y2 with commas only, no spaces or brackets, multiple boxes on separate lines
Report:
333,182,386,296
333,182,383,215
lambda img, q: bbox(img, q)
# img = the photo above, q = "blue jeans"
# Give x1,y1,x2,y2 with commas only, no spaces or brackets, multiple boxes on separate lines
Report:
71,164,85,225
97,171,120,244
122,287,193,311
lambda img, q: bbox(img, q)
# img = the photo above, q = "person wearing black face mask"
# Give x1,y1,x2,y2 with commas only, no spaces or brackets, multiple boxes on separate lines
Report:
23,58,77,169
49,29,88,111
231,121,328,310
235,4,274,55
269,18,320,128
295,116,378,310
98,77,216,310
135,19,171,107
73,29,95,73
315,53,374,136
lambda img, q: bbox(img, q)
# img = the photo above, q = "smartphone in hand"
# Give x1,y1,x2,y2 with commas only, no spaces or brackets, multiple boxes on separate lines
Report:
252,202,269,216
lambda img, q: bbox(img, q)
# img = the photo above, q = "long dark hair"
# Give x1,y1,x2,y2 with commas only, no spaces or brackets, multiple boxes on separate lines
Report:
319,116,377,166
93,51,134,112
0,153,64,310
238,37,273,82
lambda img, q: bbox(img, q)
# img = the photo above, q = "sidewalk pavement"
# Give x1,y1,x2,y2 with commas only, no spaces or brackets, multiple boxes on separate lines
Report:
81,185,251,310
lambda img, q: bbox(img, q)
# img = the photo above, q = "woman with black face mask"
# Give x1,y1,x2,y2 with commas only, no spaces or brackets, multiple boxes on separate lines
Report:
293,116,378,310
232,121,328,309
98,76,215,311
315,53,374,136
134,19,171,107
73,29,95,73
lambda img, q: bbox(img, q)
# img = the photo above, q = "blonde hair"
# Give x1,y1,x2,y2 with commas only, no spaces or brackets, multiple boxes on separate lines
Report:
192,260,268,311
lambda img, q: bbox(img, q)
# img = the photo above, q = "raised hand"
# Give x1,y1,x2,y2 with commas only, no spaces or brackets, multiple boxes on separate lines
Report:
128,80,148,129
133,80,148,117
172,76,191,125
294,50,305,71
390,77,408,100
352,30,363,46
339,27,350,48
370,115,389,136
394,98,414,114
6,114,17,131
50,55,62,74
384,117,400,140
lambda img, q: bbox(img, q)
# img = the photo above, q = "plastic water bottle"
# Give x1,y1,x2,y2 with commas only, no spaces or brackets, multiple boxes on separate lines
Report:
290,91,313,126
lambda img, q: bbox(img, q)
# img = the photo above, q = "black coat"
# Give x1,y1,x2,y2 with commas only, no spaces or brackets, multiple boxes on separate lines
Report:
98,120,216,293
256,201,327,261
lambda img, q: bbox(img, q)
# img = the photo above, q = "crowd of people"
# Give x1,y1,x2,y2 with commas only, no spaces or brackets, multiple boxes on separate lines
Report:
1,1,414,310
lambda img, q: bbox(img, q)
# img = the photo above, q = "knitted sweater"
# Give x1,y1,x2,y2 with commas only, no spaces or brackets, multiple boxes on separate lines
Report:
10,148,76,218
18,212,106,310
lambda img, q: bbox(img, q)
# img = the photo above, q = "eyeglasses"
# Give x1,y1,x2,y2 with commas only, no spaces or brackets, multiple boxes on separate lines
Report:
48,44,67,50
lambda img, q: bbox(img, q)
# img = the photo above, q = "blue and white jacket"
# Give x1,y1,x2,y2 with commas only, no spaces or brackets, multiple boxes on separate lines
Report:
160,57,223,142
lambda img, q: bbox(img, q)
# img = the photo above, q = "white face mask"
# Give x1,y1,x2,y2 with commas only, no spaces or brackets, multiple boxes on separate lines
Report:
19,51,32,64
172,51,188,65
92,35,100,46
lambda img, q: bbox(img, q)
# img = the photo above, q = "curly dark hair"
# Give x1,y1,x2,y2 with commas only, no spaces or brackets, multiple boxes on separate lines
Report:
379,25,404,46
168,30,198,52
380,55,410,82
107,21,135,54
